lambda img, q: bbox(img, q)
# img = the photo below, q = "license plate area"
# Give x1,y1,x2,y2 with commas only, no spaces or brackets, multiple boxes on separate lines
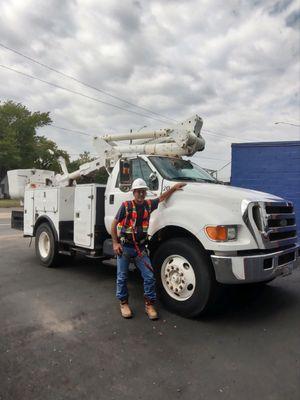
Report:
278,251,295,266
275,262,293,277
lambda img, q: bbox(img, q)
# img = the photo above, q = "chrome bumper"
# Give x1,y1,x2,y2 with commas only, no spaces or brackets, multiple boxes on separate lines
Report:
211,244,299,284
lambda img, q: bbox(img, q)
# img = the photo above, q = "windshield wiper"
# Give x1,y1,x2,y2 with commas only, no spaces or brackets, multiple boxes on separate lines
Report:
198,179,217,183
172,176,216,183
171,176,197,181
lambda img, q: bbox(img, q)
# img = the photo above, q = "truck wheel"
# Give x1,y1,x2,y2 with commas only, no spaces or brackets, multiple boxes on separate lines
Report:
35,223,61,267
153,237,218,317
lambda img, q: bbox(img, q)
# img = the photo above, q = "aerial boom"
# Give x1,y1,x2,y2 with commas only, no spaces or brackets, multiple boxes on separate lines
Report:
54,115,205,186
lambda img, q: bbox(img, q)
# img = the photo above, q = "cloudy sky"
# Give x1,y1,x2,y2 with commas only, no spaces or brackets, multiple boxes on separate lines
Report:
0,0,299,179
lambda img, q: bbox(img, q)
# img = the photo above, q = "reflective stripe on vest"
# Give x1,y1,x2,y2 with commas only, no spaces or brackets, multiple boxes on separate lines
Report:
117,200,151,238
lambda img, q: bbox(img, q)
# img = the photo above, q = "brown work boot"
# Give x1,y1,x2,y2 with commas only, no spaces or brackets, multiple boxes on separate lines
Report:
145,300,159,320
120,301,132,319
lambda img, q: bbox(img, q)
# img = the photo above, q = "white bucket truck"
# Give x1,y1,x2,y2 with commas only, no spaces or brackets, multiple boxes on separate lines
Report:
9,115,299,317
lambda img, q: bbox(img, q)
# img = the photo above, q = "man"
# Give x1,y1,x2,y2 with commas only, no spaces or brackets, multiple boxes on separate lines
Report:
111,178,186,320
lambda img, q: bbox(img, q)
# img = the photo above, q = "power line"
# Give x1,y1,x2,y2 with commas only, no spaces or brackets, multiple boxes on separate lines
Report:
274,121,300,127
202,128,253,143
4,43,293,145
193,154,229,162
0,44,265,143
200,156,229,162
0,45,262,143
0,42,176,124
0,64,169,124
0,43,266,143
217,161,231,172
50,125,94,137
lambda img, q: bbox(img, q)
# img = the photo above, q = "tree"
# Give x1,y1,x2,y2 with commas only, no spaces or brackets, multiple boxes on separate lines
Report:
0,100,69,179
68,151,93,172
33,136,70,172
94,167,109,184
68,151,108,184
0,100,107,185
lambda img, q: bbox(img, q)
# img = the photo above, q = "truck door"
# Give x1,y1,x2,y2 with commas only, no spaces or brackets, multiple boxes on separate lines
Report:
105,157,161,232
74,185,94,248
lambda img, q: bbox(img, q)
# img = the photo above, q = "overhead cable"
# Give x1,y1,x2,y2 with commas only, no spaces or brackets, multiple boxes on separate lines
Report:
0,42,176,123
0,43,261,142
50,125,93,137
0,64,169,124
202,129,253,143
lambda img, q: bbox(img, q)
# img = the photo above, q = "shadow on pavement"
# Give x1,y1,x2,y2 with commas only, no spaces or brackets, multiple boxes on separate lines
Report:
53,255,143,283
49,255,298,323
200,282,298,324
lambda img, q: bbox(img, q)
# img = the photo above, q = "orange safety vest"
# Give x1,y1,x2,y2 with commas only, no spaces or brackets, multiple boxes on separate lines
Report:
117,200,152,243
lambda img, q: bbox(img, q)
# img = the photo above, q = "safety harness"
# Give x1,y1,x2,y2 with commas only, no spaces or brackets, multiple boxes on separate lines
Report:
117,200,151,243
117,200,152,258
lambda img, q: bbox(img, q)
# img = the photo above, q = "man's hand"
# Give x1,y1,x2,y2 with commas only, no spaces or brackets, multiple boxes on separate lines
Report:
113,241,123,256
159,182,187,203
111,219,123,255
173,182,186,191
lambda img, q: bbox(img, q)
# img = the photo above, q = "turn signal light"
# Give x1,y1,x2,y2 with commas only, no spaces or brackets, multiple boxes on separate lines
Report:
205,225,237,241
205,226,227,241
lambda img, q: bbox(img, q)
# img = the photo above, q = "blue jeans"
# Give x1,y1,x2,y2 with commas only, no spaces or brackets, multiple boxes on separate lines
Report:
116,245,156,303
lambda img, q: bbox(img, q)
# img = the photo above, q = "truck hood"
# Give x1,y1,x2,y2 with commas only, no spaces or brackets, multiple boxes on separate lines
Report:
174,182,283,203
150,181,285,251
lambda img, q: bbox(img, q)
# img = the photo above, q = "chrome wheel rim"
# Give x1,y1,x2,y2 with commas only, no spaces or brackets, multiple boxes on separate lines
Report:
161,255,196,301
38,231,50,259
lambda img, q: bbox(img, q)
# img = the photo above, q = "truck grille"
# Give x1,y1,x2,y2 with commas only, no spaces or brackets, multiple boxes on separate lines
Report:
248,201,298,249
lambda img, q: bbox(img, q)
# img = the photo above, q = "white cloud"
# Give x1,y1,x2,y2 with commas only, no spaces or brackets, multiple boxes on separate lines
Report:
0,0,299,181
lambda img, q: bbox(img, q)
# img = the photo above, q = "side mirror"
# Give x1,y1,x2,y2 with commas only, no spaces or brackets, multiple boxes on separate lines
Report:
148,172,158,190
119,158,132,191
149,171,157,182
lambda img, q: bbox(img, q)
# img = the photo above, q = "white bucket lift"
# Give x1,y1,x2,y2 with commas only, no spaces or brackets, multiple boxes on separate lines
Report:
7,169,55,199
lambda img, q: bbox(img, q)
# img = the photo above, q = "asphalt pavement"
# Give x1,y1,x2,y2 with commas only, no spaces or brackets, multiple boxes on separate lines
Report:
0,208,300,400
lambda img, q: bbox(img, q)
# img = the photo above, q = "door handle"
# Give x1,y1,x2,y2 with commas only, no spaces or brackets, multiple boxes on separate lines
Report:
109,194,114,204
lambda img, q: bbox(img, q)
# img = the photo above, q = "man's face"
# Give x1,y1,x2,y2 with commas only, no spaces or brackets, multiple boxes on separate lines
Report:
133,189,146,203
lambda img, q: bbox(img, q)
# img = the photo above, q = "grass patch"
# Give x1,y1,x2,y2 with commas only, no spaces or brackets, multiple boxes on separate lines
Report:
0,199,21,208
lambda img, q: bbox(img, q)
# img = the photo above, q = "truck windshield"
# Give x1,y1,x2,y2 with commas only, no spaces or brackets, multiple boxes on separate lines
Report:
148,156,216,183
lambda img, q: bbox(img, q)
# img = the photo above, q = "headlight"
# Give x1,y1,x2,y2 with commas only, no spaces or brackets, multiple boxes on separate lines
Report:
205,225,237,241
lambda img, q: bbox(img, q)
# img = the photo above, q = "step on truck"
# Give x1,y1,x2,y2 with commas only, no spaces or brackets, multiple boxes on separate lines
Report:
8,115,299,317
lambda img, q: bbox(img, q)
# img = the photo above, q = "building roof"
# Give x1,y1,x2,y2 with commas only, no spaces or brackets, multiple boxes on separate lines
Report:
231,141,300,148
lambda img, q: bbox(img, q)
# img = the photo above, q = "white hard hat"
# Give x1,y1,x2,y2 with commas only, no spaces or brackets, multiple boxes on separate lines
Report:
131,178,149,191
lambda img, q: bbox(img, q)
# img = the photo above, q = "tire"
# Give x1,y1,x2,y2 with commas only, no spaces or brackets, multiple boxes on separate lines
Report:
152,237,218,317
35,223,61,267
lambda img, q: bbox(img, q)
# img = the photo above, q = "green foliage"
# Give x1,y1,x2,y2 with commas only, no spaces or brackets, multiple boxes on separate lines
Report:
0,100,52,178
68,151,108,184
0,100,108,185
68,151,93,172
94,168,109,184
33,136,70,172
